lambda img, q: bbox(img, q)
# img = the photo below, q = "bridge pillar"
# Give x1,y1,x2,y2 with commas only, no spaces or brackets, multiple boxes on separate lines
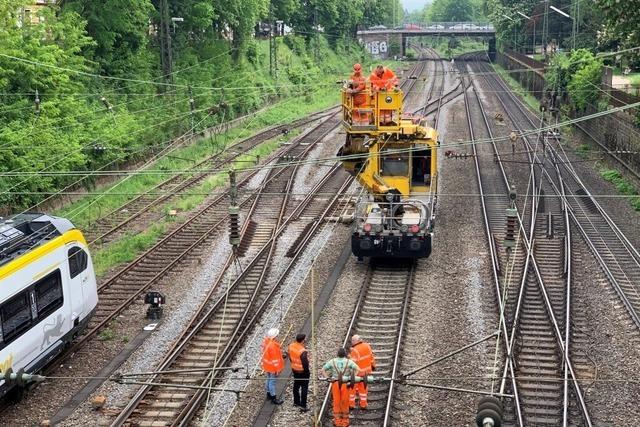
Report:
488,37,496,61
359,32,403,59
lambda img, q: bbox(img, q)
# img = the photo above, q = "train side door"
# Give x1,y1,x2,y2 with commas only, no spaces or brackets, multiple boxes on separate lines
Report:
66,245,89,325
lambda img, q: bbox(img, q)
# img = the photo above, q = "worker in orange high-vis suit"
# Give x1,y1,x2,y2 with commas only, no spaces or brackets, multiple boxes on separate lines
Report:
288,333,310,412
369,65,399,125
348,63,369,125
261,328,284,404
322,347,360,427
349,335,376,409
369,65,398,91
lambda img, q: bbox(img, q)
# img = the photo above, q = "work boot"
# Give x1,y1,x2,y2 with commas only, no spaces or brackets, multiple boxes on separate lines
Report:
271,396,284,405
300,406,310,413
266,392,272,400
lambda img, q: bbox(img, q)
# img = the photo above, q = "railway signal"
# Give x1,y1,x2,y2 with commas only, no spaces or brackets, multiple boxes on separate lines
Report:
228,169,240,247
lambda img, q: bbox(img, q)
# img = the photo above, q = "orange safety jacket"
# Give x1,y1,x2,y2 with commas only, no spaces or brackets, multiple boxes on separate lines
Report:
350,341,375,375
288,342,307,373
370,68,398,90
349,72,366,91
261,337,284,374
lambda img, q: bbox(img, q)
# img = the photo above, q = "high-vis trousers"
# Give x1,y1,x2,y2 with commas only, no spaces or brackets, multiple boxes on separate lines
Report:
331,382,351,426
349,382,368,409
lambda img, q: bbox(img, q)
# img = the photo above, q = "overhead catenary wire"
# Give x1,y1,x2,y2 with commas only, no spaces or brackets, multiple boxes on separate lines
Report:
4,97,638,181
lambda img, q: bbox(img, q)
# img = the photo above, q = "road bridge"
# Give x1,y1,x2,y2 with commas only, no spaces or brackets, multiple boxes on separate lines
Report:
357,22,496,59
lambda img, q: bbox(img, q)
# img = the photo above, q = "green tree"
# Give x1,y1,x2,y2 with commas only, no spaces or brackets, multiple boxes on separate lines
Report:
63,0,154,77
428,0,474,21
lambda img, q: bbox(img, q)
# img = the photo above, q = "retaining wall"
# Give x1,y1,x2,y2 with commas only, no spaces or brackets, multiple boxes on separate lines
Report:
494,50,640,178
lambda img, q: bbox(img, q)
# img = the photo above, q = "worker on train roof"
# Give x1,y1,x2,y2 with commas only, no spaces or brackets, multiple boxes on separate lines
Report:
370,65,398,91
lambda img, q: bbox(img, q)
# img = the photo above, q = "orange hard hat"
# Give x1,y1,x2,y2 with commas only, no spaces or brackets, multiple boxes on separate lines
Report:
353,63,362,72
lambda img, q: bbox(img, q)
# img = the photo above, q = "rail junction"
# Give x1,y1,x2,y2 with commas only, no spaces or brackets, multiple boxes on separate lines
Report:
3,43,640,427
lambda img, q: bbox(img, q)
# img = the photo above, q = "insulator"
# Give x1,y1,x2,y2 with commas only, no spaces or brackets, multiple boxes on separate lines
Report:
100,96,113,111
34,89,41,115
228,205,240,247
189,98,195,111
503,208,518,248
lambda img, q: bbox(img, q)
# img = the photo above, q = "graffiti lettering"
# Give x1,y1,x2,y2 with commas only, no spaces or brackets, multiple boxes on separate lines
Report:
365,40,389,57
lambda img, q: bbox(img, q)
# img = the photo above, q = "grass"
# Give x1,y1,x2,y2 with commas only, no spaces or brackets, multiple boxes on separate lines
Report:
600,168,640,211
576,144,590,158
492,63,540,112
54,92,336,229
97,327,116,341
92,223,168,277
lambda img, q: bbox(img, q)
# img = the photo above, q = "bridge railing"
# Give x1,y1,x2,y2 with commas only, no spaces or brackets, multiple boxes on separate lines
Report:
362,22,494,32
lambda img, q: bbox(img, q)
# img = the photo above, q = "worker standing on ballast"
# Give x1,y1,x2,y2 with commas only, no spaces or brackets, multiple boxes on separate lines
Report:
288,333,310,412
349,335,376,410
261,328,284,404
322,347,360,427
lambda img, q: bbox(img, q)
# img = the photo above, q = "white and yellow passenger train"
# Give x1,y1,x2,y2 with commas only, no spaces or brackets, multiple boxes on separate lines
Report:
0,214,97,398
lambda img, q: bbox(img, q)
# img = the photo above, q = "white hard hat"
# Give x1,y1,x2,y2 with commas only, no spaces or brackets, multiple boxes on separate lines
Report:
351,334,361,345
267,328,279,338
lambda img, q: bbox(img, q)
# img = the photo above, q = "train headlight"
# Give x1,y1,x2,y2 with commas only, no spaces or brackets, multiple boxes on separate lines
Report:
363,223,372,233
374,224,383,233
410,225,420,233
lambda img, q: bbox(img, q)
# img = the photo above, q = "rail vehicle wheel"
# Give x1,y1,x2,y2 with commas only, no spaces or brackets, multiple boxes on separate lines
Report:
475,408,502,427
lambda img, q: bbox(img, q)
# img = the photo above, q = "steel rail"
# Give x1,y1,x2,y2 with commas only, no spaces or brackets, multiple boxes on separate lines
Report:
315,262,417,426
86,107,338,244
382,265,416,427
110,130,346,426
461,66,525,425
315,49,441,427
47,114,340,381
473,54,592,426
176,170,353,427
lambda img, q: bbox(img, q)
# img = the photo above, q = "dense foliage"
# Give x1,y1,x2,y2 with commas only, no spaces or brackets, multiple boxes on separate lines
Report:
0,0,395,211
404,0,486,24
545,49,603,111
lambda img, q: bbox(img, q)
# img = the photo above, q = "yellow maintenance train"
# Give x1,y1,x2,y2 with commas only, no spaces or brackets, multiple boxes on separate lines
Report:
337,79,439,259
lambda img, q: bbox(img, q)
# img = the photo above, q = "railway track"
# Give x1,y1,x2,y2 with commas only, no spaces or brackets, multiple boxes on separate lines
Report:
317,261,416,427
461,54,592,426
472,53,640,330
312,52,443,427
86,108,337,244
44,115,340,378
110,166,352,426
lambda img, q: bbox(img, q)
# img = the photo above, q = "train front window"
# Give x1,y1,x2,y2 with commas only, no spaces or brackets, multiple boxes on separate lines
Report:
380,148,409,176
35,270,63,319
0,292,32,344
68,246,88,279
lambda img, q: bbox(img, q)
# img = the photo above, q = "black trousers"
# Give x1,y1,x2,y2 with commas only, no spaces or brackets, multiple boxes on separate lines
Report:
292,371,309,407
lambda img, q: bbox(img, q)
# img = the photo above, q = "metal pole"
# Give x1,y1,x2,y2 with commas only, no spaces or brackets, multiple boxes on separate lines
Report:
533,21,536,55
